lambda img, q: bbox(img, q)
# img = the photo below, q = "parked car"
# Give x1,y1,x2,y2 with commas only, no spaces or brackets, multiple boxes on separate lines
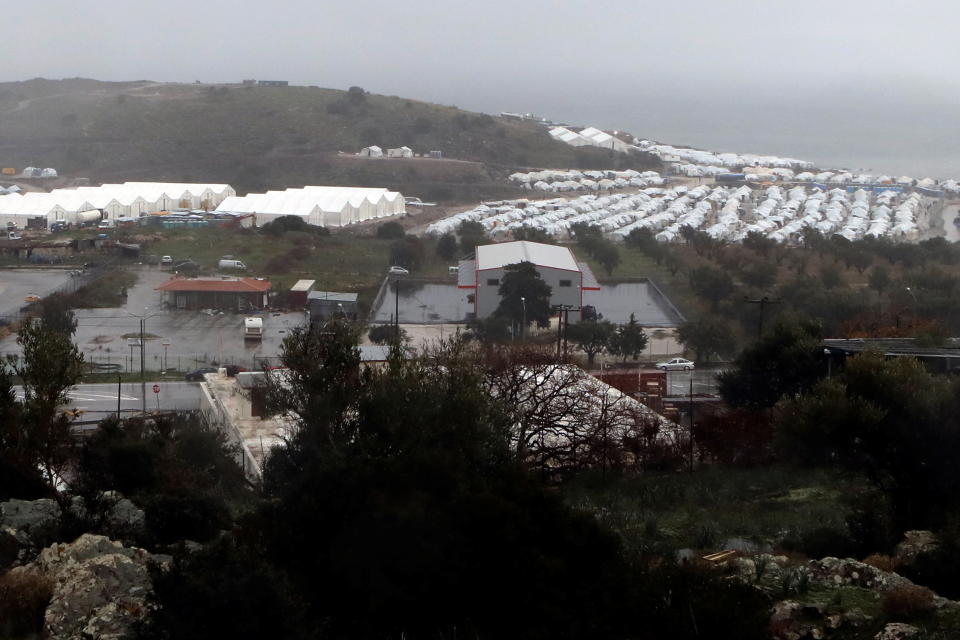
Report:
656,358,695,371
185,367,218,382
172,259,199,271
388,266,410,276
218,259,247,270
160,255,173,266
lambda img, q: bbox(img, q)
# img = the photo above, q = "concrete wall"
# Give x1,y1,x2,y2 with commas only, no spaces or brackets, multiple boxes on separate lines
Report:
198,380,262,481
474,265,582,319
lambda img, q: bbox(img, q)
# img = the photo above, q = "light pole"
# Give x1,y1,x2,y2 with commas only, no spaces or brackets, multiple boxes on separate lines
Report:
161,340,170,373
391,273,406,341
520,296,526,340
127,307,162,414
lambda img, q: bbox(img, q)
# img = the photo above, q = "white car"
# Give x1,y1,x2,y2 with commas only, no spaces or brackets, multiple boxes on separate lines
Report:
160,255,173,266
656,358,695,371
388,266,410,276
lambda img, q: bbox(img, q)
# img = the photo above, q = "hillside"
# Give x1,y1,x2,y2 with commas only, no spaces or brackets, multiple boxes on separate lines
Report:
0,78,658,201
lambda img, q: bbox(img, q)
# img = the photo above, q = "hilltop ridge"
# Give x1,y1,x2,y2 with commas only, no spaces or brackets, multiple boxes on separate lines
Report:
0,78,657,201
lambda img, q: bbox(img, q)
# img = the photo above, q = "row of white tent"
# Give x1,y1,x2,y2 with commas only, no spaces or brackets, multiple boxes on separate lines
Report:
0,182,236,228
22,167,58,178
359,146,414,158
548,126,633,152
509,169,664,193
547,124,960,191
641,143,814,170
549,128,816,170
426,184,931,245
215,186,406,228
698,187,927,244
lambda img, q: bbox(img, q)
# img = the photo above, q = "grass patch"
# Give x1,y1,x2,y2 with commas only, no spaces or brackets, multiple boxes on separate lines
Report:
564,466,866,553
80,371,186,383
69,269,138,308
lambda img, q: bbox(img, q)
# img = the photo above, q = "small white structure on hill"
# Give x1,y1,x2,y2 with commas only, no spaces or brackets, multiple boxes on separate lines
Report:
387,146,413,158
359,145,384,157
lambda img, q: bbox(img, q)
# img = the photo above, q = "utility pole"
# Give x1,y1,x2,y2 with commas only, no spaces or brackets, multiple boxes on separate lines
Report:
140,318,146,414
394,278,401,341
520,296,526,340
555,308,563,361
742,296,780,340
117,375,121,420
688,375,695,473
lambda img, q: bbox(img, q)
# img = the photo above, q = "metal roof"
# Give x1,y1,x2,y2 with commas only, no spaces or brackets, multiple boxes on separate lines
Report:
457,260,476,288
156,277,271,293
290,279,316,292
307,291,358,303
475,241,579,272
578,262,600,290
823,338,960,360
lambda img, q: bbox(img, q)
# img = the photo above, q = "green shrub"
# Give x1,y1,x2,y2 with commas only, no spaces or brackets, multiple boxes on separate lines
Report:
376,221,405,239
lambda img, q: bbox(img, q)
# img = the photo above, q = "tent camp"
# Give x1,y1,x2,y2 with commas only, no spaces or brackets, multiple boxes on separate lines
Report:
0,182,236,229
215,186,406,228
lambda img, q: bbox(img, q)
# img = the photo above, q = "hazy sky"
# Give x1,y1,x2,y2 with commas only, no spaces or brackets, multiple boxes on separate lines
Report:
5,0,960,174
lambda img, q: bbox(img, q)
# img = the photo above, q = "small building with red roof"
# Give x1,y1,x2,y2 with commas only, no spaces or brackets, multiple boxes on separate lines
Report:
156,276,271,311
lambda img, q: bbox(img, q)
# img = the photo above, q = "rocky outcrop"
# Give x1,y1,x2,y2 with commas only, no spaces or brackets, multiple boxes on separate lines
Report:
874,622,920,640
0,498,61,539
806,557,915,593
894,530,938,566
99,491,147,538
733,554,960,639
30,534,167,640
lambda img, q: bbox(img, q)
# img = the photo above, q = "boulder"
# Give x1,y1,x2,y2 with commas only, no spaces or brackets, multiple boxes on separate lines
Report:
874,622,920,640
894,530,938,566
807,557,915,592
100,491,146,537
0,499,61,539
32,534,162,640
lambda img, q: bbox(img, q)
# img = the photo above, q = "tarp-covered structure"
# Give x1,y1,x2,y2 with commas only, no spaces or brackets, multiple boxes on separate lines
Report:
0,182,235,229
215,186,406,228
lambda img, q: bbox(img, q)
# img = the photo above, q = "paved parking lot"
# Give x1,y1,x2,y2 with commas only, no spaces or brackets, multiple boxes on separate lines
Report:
0,267,306,372
0,268,74,319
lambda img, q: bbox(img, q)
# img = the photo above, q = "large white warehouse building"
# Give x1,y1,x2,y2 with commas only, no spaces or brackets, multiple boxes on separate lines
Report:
0,182,235,229
215,186,405,227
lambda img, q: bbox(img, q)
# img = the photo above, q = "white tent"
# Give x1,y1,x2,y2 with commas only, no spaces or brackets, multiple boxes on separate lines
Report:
216,186,406,228
359,145,384,157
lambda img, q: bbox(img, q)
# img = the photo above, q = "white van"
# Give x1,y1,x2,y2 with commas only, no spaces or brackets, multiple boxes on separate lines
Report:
218,259,248,270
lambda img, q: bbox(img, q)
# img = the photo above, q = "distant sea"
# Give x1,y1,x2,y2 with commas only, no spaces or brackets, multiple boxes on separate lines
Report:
465,80,960,180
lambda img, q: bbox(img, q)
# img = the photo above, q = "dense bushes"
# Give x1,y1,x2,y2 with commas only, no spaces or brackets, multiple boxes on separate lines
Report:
375,221,405,239
75,415,249,545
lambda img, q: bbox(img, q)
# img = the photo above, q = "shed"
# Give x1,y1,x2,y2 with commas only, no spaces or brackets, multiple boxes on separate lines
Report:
288,279,316,307
387,146,414,158
156,277,271,311
360,145,384,157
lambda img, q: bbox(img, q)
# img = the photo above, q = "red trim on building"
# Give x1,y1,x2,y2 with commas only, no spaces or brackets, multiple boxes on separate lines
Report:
156,277,271,293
